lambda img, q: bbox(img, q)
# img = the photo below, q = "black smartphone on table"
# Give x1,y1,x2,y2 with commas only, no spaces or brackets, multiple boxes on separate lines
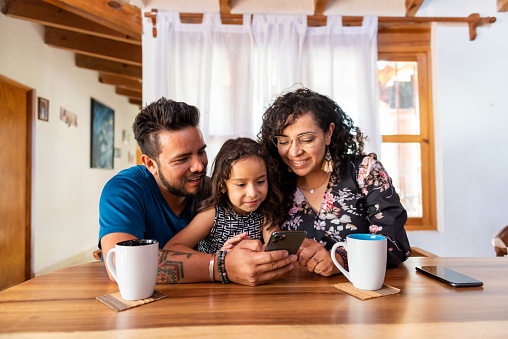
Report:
416,266,483,287
265,231,307,254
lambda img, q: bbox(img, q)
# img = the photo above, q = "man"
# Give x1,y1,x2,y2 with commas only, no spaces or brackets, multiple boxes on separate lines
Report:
99,98,296,285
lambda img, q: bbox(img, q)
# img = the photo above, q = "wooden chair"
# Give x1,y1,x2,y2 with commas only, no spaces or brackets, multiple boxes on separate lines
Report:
410,246,438,257
93,249,102,260
492,226,508,257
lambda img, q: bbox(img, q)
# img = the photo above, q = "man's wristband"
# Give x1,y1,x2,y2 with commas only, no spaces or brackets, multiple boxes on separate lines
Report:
217,250,230,284
209,253,215,282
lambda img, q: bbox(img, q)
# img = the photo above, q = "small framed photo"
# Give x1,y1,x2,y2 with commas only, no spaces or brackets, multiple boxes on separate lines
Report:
114,148,122,158
38,97,49,121
122,130,130,144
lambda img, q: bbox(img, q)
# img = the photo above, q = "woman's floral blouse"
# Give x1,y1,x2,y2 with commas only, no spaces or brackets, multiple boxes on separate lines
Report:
282,153,411,267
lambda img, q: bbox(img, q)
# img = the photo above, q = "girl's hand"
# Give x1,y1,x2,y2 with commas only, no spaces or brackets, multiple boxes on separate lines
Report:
220,232,251,250
298,238,341,277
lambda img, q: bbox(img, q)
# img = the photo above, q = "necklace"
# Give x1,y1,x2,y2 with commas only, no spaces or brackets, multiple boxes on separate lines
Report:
298,172,330,194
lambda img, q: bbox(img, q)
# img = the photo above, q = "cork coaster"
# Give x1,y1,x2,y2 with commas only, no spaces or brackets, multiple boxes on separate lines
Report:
331,282,400,300
97,291,166,312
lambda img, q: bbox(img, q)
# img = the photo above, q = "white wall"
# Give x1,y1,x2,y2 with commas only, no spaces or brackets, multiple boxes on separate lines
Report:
0,15,139,275
407,0,508,257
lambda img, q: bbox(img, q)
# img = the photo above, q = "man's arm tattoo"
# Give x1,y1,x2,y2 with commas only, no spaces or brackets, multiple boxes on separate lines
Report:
157,249,196,283
163,249,195,259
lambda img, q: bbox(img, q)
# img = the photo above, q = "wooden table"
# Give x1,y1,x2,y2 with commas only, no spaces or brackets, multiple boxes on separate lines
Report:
0,257,507,338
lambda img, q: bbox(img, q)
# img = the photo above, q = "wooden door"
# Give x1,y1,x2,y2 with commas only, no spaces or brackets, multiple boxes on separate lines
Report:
0,75,33,291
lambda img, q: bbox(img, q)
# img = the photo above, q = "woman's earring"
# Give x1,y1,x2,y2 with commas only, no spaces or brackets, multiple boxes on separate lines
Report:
321,146,333,173
288,166,293,172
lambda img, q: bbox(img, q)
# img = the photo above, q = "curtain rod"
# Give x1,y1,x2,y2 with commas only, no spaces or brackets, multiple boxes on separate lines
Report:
144,9,495,41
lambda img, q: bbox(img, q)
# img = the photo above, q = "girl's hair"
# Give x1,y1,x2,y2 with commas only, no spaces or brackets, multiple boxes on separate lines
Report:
258,87,367,215
198,137,283,230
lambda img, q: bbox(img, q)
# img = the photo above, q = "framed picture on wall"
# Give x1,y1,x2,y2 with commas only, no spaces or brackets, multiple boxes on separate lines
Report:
90,98,114,169
38,97,49,121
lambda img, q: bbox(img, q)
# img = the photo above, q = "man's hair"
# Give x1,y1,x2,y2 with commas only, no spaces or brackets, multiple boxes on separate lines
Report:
133,97,200,159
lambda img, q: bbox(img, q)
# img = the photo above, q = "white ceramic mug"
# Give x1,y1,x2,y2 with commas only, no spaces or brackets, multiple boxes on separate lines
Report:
106,239,159,300
331,234,387,290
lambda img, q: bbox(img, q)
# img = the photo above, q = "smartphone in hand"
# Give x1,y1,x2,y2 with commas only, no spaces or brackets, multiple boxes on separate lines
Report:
416,266,483,287
265,231,307,254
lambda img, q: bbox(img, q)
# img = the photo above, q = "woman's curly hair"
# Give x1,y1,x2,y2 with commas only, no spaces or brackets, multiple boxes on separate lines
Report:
258,87,367,216
198,137,283,231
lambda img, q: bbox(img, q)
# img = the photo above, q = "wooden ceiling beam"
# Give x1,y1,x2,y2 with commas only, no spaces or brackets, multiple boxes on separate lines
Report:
75,54,142,79
498,0,508,11
1,0,140,45
41,0,141,40
45,27,141,66
115,87,141,100
129,98,142,107
99,72,142,91
406,0,425,17
314,0,328,16
219,0,231,14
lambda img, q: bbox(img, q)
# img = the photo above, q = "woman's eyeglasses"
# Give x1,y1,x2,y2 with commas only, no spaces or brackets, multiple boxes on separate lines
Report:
271,132,321,151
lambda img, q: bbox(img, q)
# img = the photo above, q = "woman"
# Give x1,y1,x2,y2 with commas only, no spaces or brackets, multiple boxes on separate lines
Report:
259,88,411,277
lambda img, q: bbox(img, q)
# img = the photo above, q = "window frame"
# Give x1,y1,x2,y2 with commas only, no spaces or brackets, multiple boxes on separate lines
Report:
378,28,437,230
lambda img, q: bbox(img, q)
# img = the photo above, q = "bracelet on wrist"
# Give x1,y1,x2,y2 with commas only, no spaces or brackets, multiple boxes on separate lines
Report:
209,253,215,282
217,250,230,284
336,246,349,272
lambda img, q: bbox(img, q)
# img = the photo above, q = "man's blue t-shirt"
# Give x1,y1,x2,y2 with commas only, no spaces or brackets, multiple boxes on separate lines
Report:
98,165,196,249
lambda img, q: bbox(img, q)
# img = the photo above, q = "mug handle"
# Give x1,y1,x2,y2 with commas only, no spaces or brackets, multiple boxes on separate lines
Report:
106,248,118,282
331,242,352,283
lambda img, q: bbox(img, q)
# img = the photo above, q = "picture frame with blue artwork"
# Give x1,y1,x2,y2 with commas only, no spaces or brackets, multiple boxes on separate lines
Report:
90,98,114,169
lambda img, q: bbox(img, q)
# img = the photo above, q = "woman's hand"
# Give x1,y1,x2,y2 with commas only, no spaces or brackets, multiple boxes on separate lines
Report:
297,238,342,277
220,232,251,251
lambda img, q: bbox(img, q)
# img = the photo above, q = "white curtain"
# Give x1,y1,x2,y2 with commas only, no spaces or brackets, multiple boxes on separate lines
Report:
143,13,380,165
301,16,380,153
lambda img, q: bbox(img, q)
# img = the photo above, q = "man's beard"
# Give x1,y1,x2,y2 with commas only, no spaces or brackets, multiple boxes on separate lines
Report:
158,168,205,198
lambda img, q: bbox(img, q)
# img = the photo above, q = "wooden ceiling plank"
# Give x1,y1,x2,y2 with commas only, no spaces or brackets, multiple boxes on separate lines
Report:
45,27,141,66
75,54,142,79
41,0,141,39
406,0,425,17
129,98,142,107
99,72,142,91
314,0,328,16
115,87,141,100
2,0,140,45
498,0,508,11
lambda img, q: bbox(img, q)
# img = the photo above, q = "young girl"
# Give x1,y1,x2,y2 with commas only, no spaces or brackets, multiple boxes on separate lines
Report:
165,137,283,256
